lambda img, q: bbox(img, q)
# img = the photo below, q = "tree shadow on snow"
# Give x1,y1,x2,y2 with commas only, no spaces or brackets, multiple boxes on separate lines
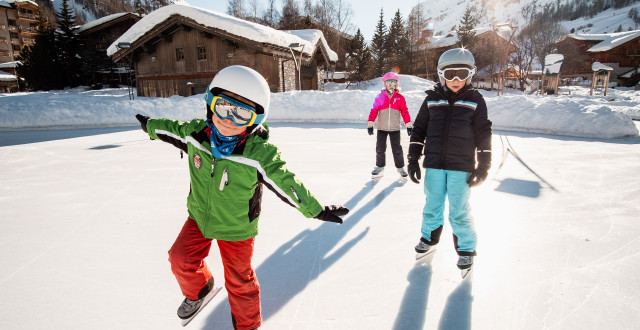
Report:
0,126,137,147
203,179,405,328
392,256,434,330
438,278,473,330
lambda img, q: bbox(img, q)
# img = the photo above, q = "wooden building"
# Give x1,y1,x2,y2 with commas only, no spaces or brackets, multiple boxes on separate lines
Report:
0,0,40,63
76,12,140,88
415,27,518,82
107,5,337,98
76,12,140,54
555,30,640,86
0,60,18,92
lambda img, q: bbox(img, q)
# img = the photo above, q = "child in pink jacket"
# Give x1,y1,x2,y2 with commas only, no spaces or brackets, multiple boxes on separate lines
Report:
367,72,412,179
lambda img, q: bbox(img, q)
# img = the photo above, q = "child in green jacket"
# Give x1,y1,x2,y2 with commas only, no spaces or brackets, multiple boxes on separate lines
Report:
135,65,348,329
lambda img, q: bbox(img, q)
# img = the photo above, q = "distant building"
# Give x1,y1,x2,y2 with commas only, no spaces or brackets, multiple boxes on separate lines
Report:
0,60,18,92
0,0,40,63
414,27,517,82
555,30,640,86
76,12,140,55
75,12,140,88
107,5,337,98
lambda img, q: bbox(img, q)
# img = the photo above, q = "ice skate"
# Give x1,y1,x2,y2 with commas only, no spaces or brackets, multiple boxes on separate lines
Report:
178,278,223,326
457,256,474,279
371,166,384,179
414,239,436,260
397,168,408,182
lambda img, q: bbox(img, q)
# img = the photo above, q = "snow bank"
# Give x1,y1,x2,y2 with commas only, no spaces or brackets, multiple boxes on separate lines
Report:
0,75,638,139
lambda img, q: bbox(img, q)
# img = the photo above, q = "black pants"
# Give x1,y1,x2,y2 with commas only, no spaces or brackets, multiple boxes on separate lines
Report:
376,130,404,168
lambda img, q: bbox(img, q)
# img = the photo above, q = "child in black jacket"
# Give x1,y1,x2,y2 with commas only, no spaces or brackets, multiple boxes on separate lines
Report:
407,48,492,277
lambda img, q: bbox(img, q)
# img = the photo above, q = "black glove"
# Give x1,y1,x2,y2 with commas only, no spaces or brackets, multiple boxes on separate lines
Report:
407,127,413,136
407,154,421,184
367,127,374,135
467,167,488,187
135,114,149,133
314,205,349,224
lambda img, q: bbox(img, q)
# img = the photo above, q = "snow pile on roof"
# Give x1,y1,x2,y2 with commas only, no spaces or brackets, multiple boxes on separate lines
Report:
5,0,38,6
107,4,335,60
285,29,338,62
0,72,16,81
560,30,640,52
592,62,613,71
427,27,511,49
76,12,136,33
0,61,19,69
543,54,564,75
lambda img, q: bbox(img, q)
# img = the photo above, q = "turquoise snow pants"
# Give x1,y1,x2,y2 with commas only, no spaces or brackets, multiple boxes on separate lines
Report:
421,168,477,256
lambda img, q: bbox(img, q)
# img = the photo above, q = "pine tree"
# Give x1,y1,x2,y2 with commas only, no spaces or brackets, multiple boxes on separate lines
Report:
345,28,373,85
370,8,388,77
386,9,411,74
55,0,82,88
456,5,477,48
16,15,58,90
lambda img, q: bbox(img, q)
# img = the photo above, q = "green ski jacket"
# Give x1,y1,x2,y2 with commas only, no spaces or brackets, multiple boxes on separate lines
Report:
146,118,323,241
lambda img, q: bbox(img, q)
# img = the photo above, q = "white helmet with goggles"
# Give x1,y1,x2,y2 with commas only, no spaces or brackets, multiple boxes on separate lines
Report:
437,48,476,86
205,65,271,126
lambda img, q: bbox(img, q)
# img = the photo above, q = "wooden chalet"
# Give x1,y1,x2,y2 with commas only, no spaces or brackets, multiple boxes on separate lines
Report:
107,5,337,98
76,12,140,54
555,30,640,87
415,27,518,82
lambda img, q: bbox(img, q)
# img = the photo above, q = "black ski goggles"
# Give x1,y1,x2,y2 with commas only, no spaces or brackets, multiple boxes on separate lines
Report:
437,67,476,82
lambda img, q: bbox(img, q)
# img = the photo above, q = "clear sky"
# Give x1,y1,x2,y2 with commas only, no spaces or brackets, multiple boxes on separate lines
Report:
183,0,419,42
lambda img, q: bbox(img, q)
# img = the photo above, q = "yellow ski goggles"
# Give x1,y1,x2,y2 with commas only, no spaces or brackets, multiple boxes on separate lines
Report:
205,89,263,127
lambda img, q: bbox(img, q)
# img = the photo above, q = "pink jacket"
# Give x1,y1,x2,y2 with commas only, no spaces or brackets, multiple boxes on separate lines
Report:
368,90,411,131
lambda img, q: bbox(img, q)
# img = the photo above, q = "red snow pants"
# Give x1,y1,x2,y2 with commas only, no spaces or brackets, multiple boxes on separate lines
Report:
168,217,261,330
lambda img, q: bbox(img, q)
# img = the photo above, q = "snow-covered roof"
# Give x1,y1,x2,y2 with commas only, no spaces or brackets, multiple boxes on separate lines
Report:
0,61,19,69
0,1,12,9
543,54,564,75
427,26,512,49
5,0,38,7
559,30,640,52
76,12,138,34
619,66,640,79
591,61,613,72
107,4,336,63
0,72,17,81
284,29,338,62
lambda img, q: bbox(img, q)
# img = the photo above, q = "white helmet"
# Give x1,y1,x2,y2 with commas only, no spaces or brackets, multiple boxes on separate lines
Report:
437,48,476,86
206,65,271,124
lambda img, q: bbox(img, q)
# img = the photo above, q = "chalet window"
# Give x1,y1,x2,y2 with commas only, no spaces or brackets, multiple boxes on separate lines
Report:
10,32,18,39
197,46,206,61
8,20,16,26
176,48,185,62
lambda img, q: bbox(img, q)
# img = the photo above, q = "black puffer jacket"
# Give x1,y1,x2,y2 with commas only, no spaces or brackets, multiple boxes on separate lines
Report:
408,84,492,173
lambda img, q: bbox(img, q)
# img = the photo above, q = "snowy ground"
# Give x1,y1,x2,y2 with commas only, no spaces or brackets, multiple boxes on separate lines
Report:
1,78,639,329
1,122,639,329
1,75,639,139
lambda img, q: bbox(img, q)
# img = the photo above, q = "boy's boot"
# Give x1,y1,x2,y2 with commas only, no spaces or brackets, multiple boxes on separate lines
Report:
371,166,384,179
177,277,214,319
397,167,408,178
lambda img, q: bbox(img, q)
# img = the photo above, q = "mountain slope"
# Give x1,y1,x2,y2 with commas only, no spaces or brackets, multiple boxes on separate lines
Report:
415,0,640,35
